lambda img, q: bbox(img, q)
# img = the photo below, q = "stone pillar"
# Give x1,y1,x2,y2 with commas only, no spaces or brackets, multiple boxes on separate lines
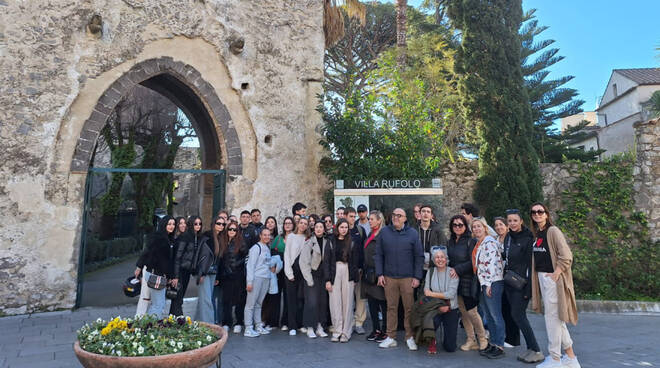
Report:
633,118,660,241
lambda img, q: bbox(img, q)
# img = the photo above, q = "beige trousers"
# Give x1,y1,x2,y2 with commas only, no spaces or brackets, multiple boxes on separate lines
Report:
354,279,367,327
538,272,573,360
329,262,355,339
457,295,486,342
383,277,414,339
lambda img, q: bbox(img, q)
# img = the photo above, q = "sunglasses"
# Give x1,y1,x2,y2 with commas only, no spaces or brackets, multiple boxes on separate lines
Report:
530,210,546,215
215,222,225,226
452,223,465,228
227,228,237,232
194,222,202,226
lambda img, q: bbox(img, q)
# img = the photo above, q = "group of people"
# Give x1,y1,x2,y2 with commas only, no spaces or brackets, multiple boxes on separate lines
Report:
133,201,580,368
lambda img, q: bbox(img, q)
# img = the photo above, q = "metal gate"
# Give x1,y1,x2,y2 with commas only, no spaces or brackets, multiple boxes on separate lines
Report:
75,167,226,308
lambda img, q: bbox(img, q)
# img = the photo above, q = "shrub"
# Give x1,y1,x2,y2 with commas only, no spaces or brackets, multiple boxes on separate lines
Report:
557,153,660,301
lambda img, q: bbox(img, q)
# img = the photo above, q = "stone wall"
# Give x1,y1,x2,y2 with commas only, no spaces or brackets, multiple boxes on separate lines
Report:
633,118,660,241
0,0,324,315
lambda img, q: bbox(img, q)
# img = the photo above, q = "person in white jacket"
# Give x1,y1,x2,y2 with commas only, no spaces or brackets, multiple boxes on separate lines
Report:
283,217,310,336
243,228,273,337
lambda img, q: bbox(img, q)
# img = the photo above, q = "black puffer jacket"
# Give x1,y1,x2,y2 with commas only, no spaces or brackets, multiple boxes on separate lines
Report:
173,231,203,278
446,231,475,298
219,238,248,281
503,226,534,298
137,231,175,278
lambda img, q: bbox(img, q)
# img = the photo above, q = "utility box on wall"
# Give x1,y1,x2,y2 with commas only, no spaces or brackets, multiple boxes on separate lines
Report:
334,179,443,222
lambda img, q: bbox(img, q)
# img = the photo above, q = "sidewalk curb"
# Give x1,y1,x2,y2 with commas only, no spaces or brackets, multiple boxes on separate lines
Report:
576,299,660,315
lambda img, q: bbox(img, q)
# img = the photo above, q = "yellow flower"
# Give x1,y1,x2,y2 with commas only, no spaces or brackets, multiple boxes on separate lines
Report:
101,327,111,336
186,317,192,325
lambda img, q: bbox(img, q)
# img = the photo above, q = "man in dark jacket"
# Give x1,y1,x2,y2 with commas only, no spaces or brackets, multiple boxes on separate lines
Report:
418,204,447,271
375,208,424,350
239,210,259,247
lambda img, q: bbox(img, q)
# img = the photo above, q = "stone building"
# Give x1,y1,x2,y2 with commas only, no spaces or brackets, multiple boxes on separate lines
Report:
0,0,326,315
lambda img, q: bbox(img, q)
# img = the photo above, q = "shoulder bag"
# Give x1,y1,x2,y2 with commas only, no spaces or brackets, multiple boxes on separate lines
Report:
147,273,168,290
502,236,527,290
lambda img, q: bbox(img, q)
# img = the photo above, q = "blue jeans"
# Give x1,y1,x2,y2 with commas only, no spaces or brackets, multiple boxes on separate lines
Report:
195,274,215,323
480,280,505,347
144,270,167,318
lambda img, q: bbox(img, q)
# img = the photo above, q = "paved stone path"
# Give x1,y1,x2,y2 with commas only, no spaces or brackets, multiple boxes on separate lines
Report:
1,299,658,368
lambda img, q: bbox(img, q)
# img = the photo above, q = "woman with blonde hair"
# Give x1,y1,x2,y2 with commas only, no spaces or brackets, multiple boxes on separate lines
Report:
530,203,580,368
363,210,388,342
472,217,506,359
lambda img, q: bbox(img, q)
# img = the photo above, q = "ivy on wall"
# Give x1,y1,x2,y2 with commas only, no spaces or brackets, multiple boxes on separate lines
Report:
557,153,659,301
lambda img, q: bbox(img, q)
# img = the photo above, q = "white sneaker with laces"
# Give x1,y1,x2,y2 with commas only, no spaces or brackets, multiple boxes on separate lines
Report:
306,328,317,338
256,326,270,335
406,337,418,351
281,325,289,331
379,337,397,348
560,354,581,368
503,342,514,348
289,329,297,336
233,325,242,334
243,327,259,338
536,356,562,368
316,325,328,338
263,325,273,332
300,327,308,333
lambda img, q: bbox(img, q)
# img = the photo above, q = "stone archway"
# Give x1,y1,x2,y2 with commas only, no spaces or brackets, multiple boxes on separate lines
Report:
70,57,243,176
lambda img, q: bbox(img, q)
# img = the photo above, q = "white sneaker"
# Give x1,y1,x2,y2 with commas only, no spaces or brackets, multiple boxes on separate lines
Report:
263,325,273,332
355,325,366,335
222,325,229,334
316,325,328,338
560,354,581,368
243,327,259,338
306,328,317,338
281,325,289,331
256,326,270,335
378,337,397,348
300,327,308,333
504,342,514,348
406,337,418,351
536,356,562,368
289,329,297,336
233,325,242,334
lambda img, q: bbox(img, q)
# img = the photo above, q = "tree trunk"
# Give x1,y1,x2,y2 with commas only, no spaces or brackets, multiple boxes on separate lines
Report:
396,0,407,67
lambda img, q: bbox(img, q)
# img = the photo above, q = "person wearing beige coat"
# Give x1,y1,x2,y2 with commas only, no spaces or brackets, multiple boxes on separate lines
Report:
530,203,581,368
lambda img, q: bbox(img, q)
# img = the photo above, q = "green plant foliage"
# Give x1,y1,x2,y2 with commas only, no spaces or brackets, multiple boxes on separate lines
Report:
447,0,542,221
557,153,659,301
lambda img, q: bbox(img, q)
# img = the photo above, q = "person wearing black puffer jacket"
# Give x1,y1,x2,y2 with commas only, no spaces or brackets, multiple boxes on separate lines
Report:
219,221,248,333
446,215,487,352
502,210,544,364
170,216,204,316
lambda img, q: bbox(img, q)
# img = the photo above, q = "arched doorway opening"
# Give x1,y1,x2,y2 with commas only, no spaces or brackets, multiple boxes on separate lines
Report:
73,58,243,308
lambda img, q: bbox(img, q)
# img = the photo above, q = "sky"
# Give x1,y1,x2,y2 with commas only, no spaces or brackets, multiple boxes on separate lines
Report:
386,0,660,111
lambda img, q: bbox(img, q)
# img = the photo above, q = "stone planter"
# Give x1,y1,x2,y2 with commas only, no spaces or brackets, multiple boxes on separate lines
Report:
74,322,228,368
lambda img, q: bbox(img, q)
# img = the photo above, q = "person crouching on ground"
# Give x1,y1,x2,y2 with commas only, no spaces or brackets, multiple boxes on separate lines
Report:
424,248,459,354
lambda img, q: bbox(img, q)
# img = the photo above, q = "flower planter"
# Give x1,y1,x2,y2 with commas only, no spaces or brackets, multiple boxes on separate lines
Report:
74,322,228,368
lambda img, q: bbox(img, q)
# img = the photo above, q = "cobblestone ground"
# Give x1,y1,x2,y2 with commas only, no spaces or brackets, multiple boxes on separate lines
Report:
0,299,658,368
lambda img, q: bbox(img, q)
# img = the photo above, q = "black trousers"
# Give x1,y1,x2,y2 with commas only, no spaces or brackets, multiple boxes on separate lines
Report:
303,272,327,327
169,269,191,316
221,277,245,326
503,289,520,346
285,277,304,330
504,284,540,352
367,295,387,333
432,308,459,352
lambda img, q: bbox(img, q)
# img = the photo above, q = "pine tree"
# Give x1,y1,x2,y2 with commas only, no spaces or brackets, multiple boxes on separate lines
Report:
447,0,542,220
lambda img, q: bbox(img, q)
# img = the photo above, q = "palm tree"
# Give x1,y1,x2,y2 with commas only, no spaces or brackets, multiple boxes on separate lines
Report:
324,0,366,47
396,0,407,66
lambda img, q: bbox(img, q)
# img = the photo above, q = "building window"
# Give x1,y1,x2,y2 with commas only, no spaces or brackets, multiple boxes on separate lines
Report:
613,83,618,97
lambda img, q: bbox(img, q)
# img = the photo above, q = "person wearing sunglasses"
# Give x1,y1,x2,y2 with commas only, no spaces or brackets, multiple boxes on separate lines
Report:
322,214,334,236
219,221,248,334
446,214,487,352
284,216,310,336
529,203,580,368
211,216,227,325
170,215,204,317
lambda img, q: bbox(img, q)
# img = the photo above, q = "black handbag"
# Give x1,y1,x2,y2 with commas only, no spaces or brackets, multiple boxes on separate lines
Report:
165,285,179,300
503,270,527,290
147,273,167,290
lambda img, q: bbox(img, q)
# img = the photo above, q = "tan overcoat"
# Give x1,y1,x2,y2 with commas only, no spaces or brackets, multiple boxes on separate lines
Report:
531,226,579,325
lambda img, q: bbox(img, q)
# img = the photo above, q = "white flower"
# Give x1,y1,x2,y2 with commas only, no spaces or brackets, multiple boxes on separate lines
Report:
196,341,202,347
206,335,212,342
150,334,155,340
173,348,178,353
137,346,144,354
177,342,183,349
136,332,141,339
96,318,103,323
87,335,93,341
117,350,122,357
132,342,138,348
102,342,107,347
169,339,176,347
